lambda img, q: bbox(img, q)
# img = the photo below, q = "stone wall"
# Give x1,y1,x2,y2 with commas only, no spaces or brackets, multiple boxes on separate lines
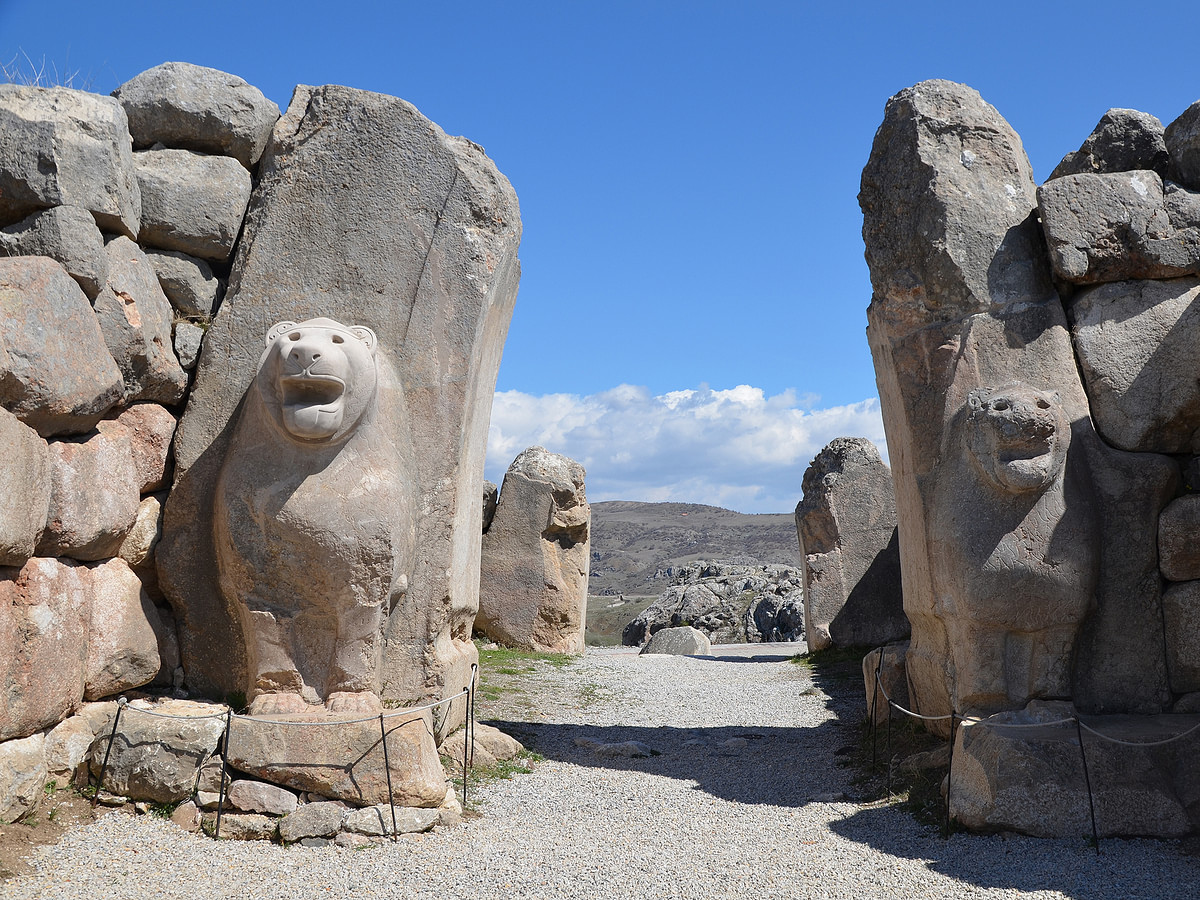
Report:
0,62,519,820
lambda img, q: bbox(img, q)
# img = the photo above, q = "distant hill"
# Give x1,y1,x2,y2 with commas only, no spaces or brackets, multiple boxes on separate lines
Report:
587,500,802,598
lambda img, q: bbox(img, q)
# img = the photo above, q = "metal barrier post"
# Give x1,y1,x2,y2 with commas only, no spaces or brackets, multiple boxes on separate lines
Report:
379,713,399,842
1074,717,1101,855
870,651,883,770
943,713,959,839
214,709,232,840
94,697,127,804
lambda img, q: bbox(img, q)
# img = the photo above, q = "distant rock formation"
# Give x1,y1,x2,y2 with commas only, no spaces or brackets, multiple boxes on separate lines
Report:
477,447,591,653
622,561,803,646
795,437,907,651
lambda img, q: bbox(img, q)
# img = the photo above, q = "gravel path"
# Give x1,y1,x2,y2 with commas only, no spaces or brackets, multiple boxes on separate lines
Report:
4,645,1200,900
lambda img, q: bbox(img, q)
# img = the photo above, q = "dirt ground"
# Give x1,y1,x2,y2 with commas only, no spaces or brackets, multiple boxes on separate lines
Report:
0,790,100,879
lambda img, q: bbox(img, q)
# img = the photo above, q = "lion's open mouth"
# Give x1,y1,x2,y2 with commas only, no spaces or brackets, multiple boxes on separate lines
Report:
281,374,346,409
279,374,347,441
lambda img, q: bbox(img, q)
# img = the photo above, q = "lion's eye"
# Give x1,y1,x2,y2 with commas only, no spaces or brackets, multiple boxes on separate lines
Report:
992,400,1009,411
1037,399,1050,409
288,332,301,341
332,334,344,344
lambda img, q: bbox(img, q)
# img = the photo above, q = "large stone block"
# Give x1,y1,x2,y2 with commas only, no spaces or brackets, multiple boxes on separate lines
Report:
1068,276,1200,454
1163,581,1200,694
0,85,140,236
38,420,140,560
114,404,177,493
158,85,521,731
94,237,188,405
84,558,162,701
0,407,51,567
1049,108,1170,180
477,447,590,653
0,205,108,298
0,256,123,437
133,149,252,262
0,732,47,823
144,248,221,318
0,558,90,741
1166,99,1200,190
1037,171,1200,284
225,709,447,807
795,437,906,651
113,62,280,169
1160,495,1200,582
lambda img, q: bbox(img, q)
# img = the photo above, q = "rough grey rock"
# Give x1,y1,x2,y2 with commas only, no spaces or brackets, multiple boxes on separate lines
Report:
437,722,523,769
1048,108,1170,180
43,714,95,784
1162,581,1200,693
278,801,346,843
113,62,280,169
343,804,438,837
623,562,803,647
38,420,140,560
863,642,910,726
170,799,201,832
1037,171,1200,283
477,447,590,653
1165,99,1200,190
1159,495,1200,582
227,780,299,816
0,408,51,567
0,732,47,823
796,437,906,651
205,812,277,841
83,558,162,701
1069,276,1200,453
0,205,108,298
94,236,188,405
133,149,251,261
87,699,226,803
640,625,711,656
0,84,140,237
0,558,91,741
482,480,498,533
158,84,521,731
115,403,177,493
173,322,204,370
592,740,654,759
118,495,164,571
0,256,123,437
952,701,1197,837
144,248,222,318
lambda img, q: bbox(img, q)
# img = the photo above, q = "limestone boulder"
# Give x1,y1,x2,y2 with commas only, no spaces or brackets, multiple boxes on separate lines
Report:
0,257,123,437
118,495,164,570
114,404,176,493
795,437,906,651
144,248,221,318
1160,495,1200,582
84,558,162,701
863,642,910,726
477,447,590,653
87,699,227,803
38,420,140,560
0,205,107,298
1049,108,1170,180
437,722,523,769
640,625,711,656
0,733,47,823
158,84,521,727
113,62,280,170
133,148,252,262
0,408,51,566
225,709,447,807
1162,581,1200,694
43,714,96,784
227,779,299,816
206,812,276,841
344,804,438,836
172,322,204,371
0,84,140,236
1037,171,1200,283
1166,99,1200,190
0,557,91,741
93,237,188,405
1069,276,1200,453
278,801,346,843
148,602,180,689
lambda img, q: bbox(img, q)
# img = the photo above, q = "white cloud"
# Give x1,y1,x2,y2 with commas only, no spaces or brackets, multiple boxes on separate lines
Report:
486,384,887,513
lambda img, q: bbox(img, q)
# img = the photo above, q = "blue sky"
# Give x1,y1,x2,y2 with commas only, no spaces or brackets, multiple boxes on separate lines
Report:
3,1,1198,511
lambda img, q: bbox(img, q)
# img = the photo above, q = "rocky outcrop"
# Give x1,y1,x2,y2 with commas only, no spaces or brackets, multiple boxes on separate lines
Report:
1049,108,1171,180
795,437,906,651
0,205,108,298
622,562,803,646
477,447,590,654
0,408,52,567
640,625,711,656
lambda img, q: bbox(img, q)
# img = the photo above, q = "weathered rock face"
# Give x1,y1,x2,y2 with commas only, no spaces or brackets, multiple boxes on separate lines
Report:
214,317,415,715
144,248,221,318
863,642,909,726
0,84,141,237
0,408,51,567
159,84,520,729
1166,100,1200,190
83,558,162,701
477,447,590,654
1049,108,1171,180
0,205,108,298
113,61,280,170
0,256,124,437
0,733,47,823
861,80,1176,727
622,562,804,646
640,625,711,656
795,437,906,651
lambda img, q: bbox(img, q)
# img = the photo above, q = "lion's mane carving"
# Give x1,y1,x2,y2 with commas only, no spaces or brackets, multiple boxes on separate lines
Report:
214,317,416,716
933,381,1098,714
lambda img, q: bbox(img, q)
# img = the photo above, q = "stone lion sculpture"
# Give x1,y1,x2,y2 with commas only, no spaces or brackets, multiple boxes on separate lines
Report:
214,317,416,715
933,381,1098,714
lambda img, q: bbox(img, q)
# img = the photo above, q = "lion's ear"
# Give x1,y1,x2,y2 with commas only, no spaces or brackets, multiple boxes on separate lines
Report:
266,321,298,347
967,389,985,411
348,325,377,355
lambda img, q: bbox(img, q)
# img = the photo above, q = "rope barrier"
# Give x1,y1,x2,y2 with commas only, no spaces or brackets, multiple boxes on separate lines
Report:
1076,717,1200,748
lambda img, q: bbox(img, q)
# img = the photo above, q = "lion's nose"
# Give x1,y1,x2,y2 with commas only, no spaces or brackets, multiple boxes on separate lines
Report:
288,345,323,368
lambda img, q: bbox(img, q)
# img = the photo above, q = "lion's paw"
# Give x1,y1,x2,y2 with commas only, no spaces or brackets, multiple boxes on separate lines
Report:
325,691,384,714
248,691,310,716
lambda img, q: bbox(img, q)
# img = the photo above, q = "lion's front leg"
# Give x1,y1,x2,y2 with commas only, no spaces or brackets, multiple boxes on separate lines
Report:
325,601,385,713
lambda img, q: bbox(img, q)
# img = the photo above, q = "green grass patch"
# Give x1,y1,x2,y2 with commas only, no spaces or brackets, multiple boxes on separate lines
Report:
450,749,544,809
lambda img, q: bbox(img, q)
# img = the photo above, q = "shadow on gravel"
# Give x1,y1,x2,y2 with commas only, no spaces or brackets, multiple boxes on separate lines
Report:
485,719,859,808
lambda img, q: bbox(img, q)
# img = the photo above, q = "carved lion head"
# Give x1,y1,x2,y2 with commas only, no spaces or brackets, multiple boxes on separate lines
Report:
965,381,1068,494
256,317,379,443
